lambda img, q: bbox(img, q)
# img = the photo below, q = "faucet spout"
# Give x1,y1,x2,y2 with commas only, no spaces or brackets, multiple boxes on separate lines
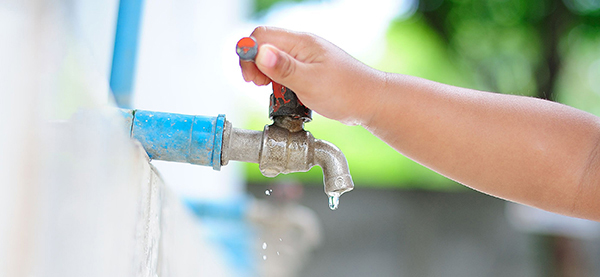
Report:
313,139,354,198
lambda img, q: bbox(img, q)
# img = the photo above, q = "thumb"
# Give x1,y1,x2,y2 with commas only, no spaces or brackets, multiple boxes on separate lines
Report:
255,44,303,88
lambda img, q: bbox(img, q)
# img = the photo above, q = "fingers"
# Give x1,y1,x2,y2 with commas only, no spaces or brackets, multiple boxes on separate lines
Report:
239,60,271,86
250,26,309,55
239,26,315,87
255,44,305,90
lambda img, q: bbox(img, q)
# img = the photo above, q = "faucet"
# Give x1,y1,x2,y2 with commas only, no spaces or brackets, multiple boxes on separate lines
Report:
221,122,353,210
121,37,354,209
220,83,354,209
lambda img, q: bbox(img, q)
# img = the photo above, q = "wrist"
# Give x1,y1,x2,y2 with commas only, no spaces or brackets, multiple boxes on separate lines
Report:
355,70,392,128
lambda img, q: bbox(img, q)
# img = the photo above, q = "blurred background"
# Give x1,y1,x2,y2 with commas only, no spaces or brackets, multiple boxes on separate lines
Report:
247,0,600,276
2,0,600,276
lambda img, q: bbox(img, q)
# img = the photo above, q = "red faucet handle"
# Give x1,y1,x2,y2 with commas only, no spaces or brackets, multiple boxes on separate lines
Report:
270,82,311,122
235,37,311,122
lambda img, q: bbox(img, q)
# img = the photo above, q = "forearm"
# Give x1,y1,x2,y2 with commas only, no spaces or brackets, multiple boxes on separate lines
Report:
362,73,600,219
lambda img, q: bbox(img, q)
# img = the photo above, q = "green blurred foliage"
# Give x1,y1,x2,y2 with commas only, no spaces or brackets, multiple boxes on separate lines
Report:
252,0,320,17
378,15,472,88
244,0,600,189
555,24,600,114
405,0,550,96
411,0,600,100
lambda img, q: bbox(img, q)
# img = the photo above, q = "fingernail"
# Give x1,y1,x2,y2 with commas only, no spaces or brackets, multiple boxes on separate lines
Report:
258,47,277,68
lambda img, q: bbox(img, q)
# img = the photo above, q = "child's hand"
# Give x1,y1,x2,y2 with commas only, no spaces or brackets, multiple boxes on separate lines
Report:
239,26,386,125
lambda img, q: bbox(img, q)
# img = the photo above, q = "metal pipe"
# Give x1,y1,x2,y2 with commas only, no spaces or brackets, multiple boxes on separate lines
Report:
221,122,262,165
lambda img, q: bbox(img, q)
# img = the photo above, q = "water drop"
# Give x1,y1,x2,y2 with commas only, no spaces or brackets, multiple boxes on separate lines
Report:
262,242,267,250
279,238,282,242
328,195,339,210
277,251,280,256
265,189,272,196
263,255,267,260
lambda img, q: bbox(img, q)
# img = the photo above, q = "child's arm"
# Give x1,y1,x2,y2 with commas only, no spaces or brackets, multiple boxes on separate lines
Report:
241,26,600,221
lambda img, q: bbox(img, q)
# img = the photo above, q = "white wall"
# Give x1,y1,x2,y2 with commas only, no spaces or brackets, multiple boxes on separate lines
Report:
0,1,236,275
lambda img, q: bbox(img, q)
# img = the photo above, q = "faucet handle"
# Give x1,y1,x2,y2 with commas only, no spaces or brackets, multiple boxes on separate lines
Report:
270,82,312,122
236,36,258,61
236,36,312,125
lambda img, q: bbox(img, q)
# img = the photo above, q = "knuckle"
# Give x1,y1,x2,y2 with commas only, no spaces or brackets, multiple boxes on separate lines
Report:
251,26,268,39
301,32,318,43
299,32,320,47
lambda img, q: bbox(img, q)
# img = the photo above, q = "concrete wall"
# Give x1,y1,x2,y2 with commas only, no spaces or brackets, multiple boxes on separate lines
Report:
0,1,236,275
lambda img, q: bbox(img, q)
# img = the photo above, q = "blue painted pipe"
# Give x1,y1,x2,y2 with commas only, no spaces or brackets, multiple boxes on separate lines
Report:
123,110,226,170
110,0,145,108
